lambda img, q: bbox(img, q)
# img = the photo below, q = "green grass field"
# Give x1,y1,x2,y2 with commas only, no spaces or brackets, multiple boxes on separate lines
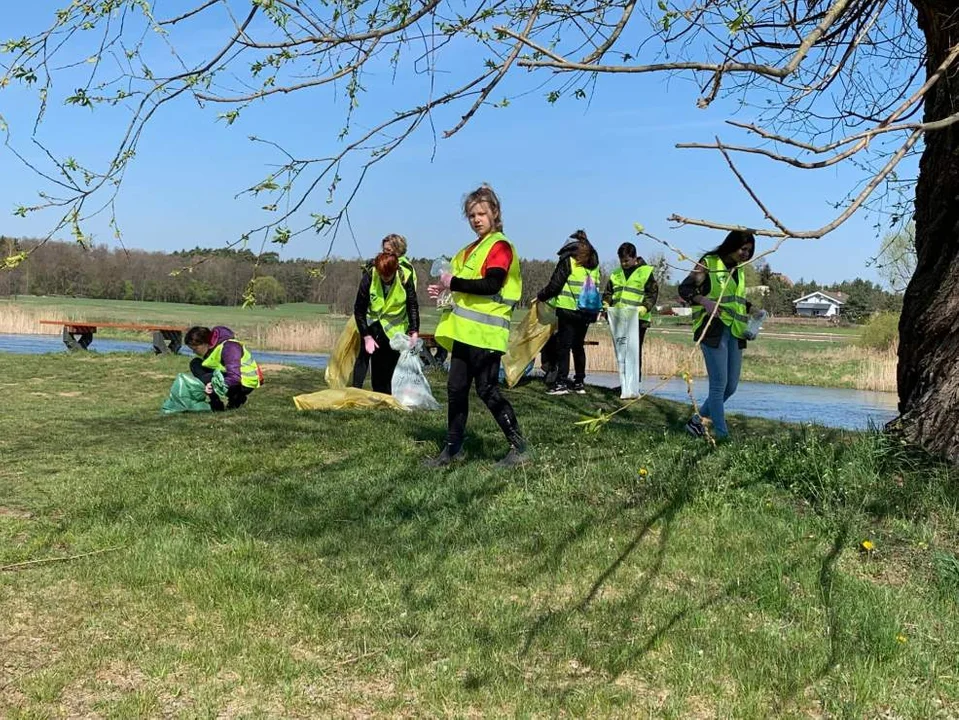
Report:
1,353,956,717
3,295,329,328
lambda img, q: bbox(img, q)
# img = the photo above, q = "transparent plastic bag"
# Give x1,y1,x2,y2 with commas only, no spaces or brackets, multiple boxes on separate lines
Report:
743,309,769,340
607,306,641,399
430,257,452,277
389,333,441,410
430,257,453,309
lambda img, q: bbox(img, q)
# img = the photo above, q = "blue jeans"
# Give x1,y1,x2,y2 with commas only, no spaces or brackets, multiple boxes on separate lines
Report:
698,325,742,438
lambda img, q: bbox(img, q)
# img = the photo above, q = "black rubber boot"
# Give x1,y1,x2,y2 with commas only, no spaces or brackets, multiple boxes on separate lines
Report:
494,411,531,468
423,444,467,468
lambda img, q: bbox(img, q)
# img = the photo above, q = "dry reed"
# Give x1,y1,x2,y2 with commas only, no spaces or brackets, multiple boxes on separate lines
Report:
258,320,340,353
855,341,897,393
0,306,61,335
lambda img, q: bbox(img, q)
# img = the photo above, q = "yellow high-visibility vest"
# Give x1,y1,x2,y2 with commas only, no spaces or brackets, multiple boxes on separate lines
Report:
691,254,749,339
610,265,654,322
550,259,601,312
368,268,409,338
202,339,261,388
434,232,522,353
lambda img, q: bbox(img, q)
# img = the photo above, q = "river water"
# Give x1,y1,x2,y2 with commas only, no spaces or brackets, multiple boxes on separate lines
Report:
0,333,897,431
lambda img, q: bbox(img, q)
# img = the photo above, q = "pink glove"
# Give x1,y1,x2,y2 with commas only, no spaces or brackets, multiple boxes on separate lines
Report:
699,298,718,315
363,336,378,355
440,272,452,288
409,331,419,348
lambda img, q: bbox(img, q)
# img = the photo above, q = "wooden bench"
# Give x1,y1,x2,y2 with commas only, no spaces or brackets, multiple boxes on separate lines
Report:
39,320,185,354
417,333,448,370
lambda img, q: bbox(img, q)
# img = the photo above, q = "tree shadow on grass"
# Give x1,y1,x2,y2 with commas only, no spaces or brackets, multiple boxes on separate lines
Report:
521,444,710,656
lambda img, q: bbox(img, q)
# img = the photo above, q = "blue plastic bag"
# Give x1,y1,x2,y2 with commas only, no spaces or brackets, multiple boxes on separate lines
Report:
577,274,603,313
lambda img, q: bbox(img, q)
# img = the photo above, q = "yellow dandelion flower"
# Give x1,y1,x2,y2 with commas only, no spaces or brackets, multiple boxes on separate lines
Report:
896,634,907,644
860,539,875,553
638,467,648,477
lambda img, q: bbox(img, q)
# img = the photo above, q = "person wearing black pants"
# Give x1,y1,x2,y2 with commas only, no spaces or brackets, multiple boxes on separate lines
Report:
536,230,602,395
554,313,591,392
353,251,419,394
445,342,521,456
189,357,253,411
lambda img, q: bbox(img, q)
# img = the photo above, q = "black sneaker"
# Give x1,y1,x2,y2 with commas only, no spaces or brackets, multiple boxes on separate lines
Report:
685,416,705,438
546,383,569,396
572,382,586,395
496,445,531,468
423,445,467,468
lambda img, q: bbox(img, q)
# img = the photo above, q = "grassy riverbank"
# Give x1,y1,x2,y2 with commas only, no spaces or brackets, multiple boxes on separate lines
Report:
1,297,896,392
0,353,956,717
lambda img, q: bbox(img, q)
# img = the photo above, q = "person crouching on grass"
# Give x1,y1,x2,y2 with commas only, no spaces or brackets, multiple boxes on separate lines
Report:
353,250,420,394
185,326,262,411
426,184,529,468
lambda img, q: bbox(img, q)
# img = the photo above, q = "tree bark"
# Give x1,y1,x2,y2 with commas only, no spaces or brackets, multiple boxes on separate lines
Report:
896,2,959,461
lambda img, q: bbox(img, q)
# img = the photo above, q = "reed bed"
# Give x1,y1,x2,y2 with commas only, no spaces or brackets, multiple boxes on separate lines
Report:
0,305,62,335
257,319,340,353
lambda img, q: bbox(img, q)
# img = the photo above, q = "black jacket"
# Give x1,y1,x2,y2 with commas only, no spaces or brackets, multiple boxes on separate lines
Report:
354,268,419,338
536,241,601,320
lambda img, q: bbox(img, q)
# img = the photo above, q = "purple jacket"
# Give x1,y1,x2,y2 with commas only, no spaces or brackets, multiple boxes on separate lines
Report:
207,326,244,387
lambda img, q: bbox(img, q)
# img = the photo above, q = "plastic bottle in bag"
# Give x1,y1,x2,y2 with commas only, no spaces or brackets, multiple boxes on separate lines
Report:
430,257,453,309
744,309,769,340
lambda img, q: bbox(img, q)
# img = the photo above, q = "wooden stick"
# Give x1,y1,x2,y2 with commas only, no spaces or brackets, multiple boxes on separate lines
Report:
0,545,124,572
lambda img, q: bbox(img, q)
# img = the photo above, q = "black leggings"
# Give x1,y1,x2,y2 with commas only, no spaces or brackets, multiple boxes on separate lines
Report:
362,323,400,395
446,341,522,451
190,358,254,411
556,312,591,384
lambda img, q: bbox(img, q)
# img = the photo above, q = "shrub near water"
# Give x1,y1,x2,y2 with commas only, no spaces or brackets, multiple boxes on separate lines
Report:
859,312,900,350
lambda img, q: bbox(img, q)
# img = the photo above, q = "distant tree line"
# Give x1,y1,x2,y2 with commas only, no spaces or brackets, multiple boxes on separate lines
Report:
0,237,562,313
0,236,901,320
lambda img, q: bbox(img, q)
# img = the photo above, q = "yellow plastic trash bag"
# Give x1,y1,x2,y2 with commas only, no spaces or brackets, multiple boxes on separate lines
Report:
324,317,361,389
293,387,407,412
502,300,557,388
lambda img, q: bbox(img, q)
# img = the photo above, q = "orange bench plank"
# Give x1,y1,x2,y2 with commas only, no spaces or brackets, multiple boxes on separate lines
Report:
40,320,184,332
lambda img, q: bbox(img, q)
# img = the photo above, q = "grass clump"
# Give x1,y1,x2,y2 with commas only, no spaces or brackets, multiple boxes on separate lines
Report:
0,352,957,718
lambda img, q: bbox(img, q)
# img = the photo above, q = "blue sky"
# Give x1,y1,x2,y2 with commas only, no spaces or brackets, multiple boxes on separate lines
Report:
0,1,915,286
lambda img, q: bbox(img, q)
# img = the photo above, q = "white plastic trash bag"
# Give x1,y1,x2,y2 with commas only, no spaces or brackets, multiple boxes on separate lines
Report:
390,333,441,411
607,306,640,399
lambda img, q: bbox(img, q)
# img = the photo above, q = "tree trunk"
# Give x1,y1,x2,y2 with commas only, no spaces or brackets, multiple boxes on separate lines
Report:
896,2,959,461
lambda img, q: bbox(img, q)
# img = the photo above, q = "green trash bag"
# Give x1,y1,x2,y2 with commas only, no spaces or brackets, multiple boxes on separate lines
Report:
161,373,213,414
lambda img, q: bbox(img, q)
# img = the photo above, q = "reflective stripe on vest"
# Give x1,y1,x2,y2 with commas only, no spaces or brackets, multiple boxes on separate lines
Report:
610,265,654,322
691,254,749,339
434,231,522,353
368,268,409,339
552,259,601,311
202,339,261,389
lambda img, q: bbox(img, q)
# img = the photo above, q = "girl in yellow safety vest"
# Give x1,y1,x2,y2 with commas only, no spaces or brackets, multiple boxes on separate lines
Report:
353,251,420,395
185,325,261,411
678,230,756,440
535,229,602,396
425,185,528,468
352,234,418,388
601,242,659,383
